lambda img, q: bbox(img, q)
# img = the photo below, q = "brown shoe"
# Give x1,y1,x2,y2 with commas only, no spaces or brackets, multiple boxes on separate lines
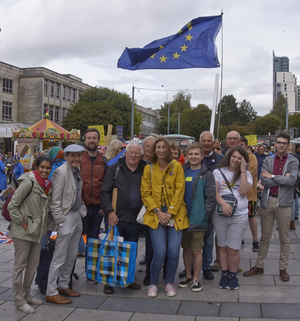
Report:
57,287,80,297
243,266,264,277
290,220,296,230
280,269,290,282
46,294,72,304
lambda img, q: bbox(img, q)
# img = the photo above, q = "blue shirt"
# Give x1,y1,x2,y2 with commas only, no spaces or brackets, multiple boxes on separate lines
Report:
184,168,200,218
13,162,24,180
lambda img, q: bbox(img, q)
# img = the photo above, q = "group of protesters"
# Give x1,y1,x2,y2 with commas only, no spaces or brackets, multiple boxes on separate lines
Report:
6,127,299,314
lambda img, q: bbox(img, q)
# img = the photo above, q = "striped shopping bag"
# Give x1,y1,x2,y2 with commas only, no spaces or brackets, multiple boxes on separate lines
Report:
86,226,137,288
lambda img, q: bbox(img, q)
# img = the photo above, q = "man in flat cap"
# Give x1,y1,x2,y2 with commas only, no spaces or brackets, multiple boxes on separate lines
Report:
46,144,87,304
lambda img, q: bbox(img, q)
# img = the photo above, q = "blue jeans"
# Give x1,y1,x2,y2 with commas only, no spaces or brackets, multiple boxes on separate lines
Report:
117,221,142,243
78,235,86,254
86,206,108,239
202,218,214,271
295,194,299,219
149,224,183,285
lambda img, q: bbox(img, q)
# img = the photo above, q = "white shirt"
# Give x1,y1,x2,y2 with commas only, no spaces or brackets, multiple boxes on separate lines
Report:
213,167,253,215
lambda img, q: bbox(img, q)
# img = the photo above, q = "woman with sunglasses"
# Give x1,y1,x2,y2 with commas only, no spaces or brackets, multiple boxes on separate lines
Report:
105,139,125,161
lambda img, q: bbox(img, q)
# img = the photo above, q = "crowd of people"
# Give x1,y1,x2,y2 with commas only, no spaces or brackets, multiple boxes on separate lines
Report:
5,128,300,314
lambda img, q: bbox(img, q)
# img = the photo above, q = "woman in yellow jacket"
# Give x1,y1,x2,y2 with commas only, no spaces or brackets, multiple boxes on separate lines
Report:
141,137,188,298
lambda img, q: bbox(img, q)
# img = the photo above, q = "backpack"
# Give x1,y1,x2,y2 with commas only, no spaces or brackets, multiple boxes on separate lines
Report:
2,180,34,222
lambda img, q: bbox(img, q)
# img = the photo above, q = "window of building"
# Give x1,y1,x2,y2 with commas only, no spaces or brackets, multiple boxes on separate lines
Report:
2,101,12,120
55,83,60,99
55,106,60,123
63,85,66,100
44,80,48,96
62,108,67,119
72,88,76,102
50,82,54,98
3,78,13,93
49,105,54,120
67,87,71,101
44,104,48,115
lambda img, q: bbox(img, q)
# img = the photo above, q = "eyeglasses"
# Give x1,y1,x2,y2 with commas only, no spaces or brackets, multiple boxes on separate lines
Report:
127,151,140,156
227,137,239,140
276,141,289,146
119,146,126,150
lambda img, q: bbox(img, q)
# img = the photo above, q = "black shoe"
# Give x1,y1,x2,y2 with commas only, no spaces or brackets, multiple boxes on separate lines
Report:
241,239,244,245
203,269,214,280
252,241,259,252
127,282,141,290
178,277,193,288
143,275,150,286
179,269,194,279
103,285,114,295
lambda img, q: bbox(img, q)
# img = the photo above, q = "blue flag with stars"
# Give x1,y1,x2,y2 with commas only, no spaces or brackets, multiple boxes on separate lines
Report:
107,150,126,166
117,15,222,70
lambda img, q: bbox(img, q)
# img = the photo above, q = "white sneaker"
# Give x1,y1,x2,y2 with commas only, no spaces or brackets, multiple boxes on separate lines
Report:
165,283,176,297
17,303,35,314
27,298,43,305
147,284,158,298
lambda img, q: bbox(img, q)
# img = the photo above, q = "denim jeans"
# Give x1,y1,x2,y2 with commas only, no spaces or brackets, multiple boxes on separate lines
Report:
149,224,183,285
78,235,86,254
117,221,142,243
294,194,299,220
202,218,214,271
86,206,108,239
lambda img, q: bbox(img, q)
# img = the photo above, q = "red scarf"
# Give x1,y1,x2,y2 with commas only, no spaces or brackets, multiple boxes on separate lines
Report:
33,170,52,195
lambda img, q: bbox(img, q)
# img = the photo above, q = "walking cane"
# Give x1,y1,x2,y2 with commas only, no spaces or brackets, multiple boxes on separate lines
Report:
108,188,118,241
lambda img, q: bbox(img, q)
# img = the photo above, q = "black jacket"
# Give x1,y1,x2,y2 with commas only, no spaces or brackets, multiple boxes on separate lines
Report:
100,157,146,222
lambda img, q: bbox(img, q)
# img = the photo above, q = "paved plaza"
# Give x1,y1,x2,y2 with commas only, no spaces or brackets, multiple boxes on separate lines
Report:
1,215,300,321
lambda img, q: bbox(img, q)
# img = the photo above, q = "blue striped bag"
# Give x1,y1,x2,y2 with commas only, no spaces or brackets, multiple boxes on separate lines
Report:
86,226,137,288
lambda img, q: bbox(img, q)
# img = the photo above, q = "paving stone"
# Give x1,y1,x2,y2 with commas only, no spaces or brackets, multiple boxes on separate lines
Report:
0,286,9,294
99,297,181,314
0,300,4,305
34,292,106,309
262,303,300,319
0,276,12,287
274,275,300,285
220,302,261,318
178,300,220,316
239,285,300,303
21,304,75,321
64,308,133,321
0,262,13,272
239,275,275,286
196,318,238,321
249,258,300,275
131,313,195,321
0,288,13,301
0,301,26,321
241,319,300,321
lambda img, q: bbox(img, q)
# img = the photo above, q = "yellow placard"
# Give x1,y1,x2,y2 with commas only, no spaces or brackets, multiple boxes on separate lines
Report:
245,135,257,146
88,125,105,145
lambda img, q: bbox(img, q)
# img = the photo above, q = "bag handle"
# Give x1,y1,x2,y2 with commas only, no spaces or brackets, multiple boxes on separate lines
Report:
218,169,234,195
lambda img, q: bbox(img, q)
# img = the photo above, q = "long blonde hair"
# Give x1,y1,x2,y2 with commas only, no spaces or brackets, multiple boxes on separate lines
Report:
105,139,123,161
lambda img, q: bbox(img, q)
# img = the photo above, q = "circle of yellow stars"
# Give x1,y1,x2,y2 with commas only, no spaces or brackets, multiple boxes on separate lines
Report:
149,21,194,63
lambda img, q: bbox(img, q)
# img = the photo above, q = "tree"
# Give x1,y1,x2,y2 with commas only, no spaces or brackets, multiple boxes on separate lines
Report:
217,95,239,126
228,122,256,137
62,87,140,139
237,100,257,125
271,94,287,127
180,104,211,140
254,114,282,135
158,91,192,135
288,113,300,129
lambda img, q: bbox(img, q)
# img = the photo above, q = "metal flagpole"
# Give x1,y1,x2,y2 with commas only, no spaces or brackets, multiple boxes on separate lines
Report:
131,86,134,139
216,10,224,140
210,74,219,133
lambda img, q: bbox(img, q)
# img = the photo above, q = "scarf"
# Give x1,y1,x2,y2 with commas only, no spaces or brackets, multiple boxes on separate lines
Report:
53,150,65,162
33,170,52,195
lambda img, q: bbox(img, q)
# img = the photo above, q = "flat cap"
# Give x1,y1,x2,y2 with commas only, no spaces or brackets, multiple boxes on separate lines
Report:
64,144,85,153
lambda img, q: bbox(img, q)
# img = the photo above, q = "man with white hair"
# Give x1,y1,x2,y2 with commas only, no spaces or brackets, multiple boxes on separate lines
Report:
100,140,146,294
222,131,241,155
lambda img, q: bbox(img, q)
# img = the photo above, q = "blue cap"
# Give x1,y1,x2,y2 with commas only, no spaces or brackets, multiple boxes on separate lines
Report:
64,144,85,153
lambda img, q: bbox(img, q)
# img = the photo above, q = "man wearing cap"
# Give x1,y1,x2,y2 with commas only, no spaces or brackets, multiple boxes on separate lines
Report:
46,144,87,304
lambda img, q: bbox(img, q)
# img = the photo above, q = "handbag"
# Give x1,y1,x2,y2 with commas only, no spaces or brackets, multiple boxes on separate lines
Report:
216,169,238,216
86,226,137,288
136,164,153,225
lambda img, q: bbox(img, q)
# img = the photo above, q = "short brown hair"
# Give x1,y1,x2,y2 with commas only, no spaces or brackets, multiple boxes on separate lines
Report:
187,143,203,155
84,128,100,140
169,142,181,158
151,136,172,163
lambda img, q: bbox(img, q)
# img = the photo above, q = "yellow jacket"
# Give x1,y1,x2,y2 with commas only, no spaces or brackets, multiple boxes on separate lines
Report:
141,160,189,231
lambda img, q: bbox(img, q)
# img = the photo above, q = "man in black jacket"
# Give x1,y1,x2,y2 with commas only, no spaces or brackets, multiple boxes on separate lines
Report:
100,140,145,295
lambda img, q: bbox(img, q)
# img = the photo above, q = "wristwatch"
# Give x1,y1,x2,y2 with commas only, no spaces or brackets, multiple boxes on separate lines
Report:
271,175,275,179
154,208,159,214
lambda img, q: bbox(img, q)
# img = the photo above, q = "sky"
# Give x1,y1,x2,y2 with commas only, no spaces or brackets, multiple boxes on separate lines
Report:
1,0,300,117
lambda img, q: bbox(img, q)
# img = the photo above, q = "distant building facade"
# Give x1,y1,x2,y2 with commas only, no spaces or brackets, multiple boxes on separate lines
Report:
0,61,92,152
275,71,297,112
135,105,160,136
273,51,289,106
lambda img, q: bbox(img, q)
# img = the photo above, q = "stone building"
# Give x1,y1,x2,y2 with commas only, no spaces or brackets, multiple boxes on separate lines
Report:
135,104,160,136
0,61,92,152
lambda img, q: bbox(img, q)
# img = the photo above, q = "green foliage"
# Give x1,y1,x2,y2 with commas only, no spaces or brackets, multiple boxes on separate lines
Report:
254,114,282,135
271,94,287,127
62,87,140,139
238,100,258,125
134,108,143,134
158,91,192,135
180,104,211,141
289,113,300,128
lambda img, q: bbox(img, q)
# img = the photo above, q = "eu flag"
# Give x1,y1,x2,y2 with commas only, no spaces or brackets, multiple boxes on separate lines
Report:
117,15,222,70
107,150,126,166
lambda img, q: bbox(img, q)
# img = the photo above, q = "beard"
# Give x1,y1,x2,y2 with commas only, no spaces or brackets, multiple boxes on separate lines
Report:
86,143,98,152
